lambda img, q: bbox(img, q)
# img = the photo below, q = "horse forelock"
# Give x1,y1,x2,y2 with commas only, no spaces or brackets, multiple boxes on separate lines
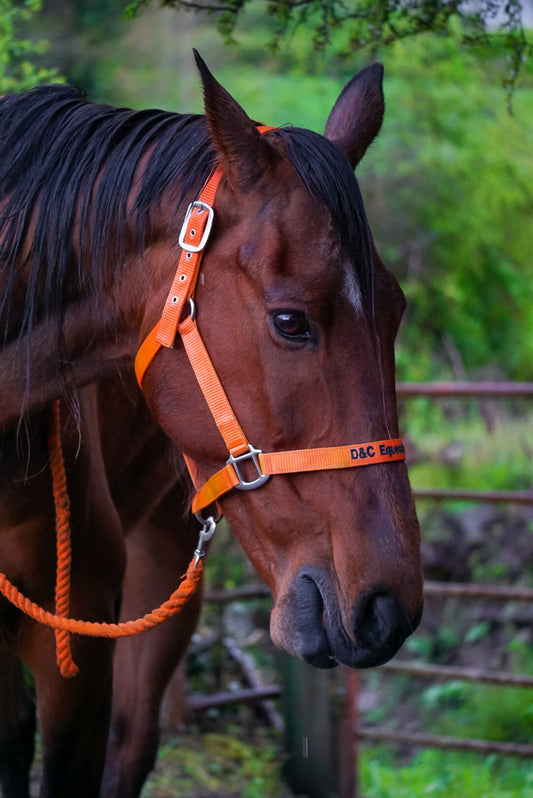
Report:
273,127,375,317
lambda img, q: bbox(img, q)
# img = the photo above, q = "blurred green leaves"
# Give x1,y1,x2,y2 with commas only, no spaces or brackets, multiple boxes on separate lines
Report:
356,33,533,380
0,0,60,92
125,0,531,91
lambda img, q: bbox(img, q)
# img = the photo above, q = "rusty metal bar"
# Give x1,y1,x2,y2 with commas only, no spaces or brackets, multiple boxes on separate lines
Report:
339,670,359,798
187,685,282,712
424,580,533,602
356,726,533,758
397,382,533,398
413,488,533,505
205,581,533,604
379,661,533,688
204,580,533,605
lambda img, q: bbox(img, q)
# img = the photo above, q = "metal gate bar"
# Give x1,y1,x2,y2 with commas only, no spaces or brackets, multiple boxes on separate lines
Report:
424,581,533,602
379,661,533,688
414,488,533,504
356,727,533,758
397,382,533,397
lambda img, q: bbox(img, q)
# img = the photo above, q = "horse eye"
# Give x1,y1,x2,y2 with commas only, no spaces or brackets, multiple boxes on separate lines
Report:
272,310,311,342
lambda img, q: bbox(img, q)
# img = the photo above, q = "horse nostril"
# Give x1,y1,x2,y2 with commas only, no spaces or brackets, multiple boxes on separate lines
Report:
353,592,411,653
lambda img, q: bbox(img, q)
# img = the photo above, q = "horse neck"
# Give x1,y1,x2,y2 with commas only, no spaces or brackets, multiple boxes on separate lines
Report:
0,162,196,429
0,253,144,429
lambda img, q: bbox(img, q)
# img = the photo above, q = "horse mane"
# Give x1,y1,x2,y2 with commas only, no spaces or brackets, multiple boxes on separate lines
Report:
0,85,374,375
0,85,215,350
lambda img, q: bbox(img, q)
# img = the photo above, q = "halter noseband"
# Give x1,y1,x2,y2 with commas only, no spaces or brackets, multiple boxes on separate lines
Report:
135,131,406,517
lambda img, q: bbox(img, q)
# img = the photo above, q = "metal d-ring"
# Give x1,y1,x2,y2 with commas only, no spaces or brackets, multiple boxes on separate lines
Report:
227,444,271,491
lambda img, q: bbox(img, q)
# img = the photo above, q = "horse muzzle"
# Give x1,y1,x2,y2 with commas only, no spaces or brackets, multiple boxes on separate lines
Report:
270,568,422,669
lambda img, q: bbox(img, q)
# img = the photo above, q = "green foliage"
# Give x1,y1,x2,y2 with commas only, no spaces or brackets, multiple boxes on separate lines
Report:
31,0,128,94
404,410,533,494
125,0,531,92
357,33,533,381
415,645,533,746
420,680,469,712
360,604,533,798
360,746,533,798
0,0,60,92
429,684,533,745
405,624,460,663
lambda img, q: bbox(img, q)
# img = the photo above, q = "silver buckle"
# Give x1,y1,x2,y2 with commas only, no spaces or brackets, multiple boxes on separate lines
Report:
227,445,271,491
178,201,214,253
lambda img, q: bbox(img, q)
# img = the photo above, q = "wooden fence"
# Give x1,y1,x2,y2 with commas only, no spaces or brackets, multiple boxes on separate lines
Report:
188,382,533,797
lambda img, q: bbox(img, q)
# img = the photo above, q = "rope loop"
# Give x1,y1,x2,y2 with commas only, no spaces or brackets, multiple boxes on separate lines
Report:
0,399,204,677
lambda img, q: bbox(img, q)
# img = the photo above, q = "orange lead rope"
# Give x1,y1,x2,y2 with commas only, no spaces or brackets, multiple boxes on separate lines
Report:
47,399,78,677
0,399,204,677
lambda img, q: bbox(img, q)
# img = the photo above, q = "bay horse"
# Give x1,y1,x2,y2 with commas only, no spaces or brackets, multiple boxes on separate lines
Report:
0,52,423,797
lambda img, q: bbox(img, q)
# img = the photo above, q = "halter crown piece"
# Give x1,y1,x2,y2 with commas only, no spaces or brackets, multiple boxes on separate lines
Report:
135,127,406,522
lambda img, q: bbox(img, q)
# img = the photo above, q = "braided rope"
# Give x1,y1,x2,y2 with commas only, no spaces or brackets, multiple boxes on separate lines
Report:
0,399,204,677
0,560,203,636
47,399,78,677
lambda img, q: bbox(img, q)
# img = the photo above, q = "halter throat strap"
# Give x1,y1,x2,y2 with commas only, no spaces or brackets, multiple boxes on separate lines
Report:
134,134,406,515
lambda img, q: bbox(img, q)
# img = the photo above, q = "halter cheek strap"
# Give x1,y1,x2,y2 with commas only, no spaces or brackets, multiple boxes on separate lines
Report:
135,165,224,387
135,130,406,515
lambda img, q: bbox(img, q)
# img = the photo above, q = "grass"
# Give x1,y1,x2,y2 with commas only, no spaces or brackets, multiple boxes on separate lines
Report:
360,747,533,798
404,402,533,495
142,730,289,798
418,651,533,741
359,652,533,796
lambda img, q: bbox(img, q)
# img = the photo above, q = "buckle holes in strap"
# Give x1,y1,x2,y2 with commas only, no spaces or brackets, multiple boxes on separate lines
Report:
179,274,187,282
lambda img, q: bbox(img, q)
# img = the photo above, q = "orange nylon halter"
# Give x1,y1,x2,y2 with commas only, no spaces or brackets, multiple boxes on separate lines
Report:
135,129,406,516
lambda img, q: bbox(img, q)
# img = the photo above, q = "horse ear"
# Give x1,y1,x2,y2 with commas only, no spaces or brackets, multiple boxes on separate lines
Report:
193,50,273,193
324,63,385,168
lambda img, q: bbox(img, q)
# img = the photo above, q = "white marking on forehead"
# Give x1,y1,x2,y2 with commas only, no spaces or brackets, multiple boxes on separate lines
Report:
343,265,364,315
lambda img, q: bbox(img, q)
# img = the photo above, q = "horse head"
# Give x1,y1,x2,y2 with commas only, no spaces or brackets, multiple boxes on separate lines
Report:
141,54,423,669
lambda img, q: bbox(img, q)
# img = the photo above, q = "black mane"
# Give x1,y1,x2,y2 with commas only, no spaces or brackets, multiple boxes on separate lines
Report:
0,84,215,348
0,85,374,358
